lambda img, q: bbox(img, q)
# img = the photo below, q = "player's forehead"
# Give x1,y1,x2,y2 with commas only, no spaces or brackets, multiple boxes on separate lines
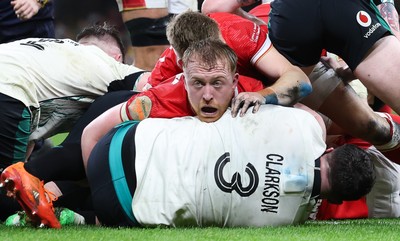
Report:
185,59,232,79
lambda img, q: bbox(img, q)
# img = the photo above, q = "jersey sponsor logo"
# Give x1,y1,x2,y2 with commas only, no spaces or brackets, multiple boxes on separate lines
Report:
363,23,382,39
214,152,259,197
261,154,282,213
355,11,382,39
356,11,371,27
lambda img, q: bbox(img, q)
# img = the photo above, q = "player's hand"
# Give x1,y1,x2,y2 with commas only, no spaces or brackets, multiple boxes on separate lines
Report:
320,56,355,83
11,0,41,21
231,92,265,117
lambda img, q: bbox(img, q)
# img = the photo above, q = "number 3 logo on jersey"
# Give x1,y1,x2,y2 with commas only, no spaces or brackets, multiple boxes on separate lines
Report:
214,152,259,197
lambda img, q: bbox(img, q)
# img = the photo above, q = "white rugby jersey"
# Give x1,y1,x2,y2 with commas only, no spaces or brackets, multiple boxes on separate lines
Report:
0,38,142,140
132,105,326,227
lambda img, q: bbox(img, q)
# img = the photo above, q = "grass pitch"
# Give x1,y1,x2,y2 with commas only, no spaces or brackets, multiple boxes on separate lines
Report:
1,219,399,241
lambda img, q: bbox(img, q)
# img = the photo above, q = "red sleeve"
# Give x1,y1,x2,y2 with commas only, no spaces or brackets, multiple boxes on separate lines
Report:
316,198,368,220
237,75,264,92
120,0,146,9
209,12,270,82
148,47,183,87
133,75,194,118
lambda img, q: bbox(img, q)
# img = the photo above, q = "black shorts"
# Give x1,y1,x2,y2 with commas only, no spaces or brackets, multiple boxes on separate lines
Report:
268,0,391,70
125,14,173,46
86,121,139,227
0,93,31,171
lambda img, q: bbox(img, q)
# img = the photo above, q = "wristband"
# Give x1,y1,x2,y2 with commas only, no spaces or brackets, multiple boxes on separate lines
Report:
264,88,278,105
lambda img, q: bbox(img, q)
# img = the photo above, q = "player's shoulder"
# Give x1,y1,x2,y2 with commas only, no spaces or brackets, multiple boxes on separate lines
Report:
208,12,245,23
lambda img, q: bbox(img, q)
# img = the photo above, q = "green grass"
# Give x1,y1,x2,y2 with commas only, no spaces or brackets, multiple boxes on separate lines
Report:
1,219,399,241
49,133,68,146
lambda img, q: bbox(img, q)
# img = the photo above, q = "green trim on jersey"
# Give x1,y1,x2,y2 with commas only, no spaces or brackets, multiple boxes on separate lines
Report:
109,120,140,225
13,108,31,162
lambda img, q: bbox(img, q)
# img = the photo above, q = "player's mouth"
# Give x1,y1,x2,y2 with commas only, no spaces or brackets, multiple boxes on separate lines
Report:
201,106,218,116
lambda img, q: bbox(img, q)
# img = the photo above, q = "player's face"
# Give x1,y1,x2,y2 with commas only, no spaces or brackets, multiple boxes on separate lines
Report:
184,59,238,123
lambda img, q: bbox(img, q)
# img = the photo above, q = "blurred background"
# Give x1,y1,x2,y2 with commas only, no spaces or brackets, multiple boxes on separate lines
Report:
54,0,132,63
53,0,206,64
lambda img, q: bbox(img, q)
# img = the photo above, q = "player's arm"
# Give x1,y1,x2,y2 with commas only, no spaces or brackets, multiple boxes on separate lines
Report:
232,45,312,117
376,0,400,39
81,104,124,170
319,54,356,83
257,45,312,105
81,94,152,171
201,0,266,25
201,0,259,13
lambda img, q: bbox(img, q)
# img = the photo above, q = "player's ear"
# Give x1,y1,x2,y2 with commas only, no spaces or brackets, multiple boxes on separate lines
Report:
232,73,239,87
177,58,183,68
114,53,123,63
324,147,334,154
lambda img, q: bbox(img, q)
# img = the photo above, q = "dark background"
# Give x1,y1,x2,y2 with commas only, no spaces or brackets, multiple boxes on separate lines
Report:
52,0,261,63
53,0,207,64
54,0,125,41
53,0,208,43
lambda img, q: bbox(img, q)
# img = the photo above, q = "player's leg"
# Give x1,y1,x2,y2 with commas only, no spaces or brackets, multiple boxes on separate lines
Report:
24,90,136,183
0,94,32,221
354,35,400,114
86,123,138,227
0,91,136,226
0,93,31,172
124,14,171,71
317,79,400,164
318,81,392,145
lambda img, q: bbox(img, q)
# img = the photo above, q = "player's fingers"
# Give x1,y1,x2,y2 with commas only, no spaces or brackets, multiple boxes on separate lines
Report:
231,97,242,117
239,99,253,117
15,3,29,16
231,93,246,116
252,101,262,113
12,1,23,10
24,9,38,19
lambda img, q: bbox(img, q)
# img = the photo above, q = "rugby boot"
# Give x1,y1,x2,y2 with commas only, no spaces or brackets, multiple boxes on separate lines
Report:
0,162,61,228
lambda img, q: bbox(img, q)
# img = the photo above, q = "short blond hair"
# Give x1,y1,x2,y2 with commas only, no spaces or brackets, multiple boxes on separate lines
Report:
166,10,220,58
182,39,237,75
